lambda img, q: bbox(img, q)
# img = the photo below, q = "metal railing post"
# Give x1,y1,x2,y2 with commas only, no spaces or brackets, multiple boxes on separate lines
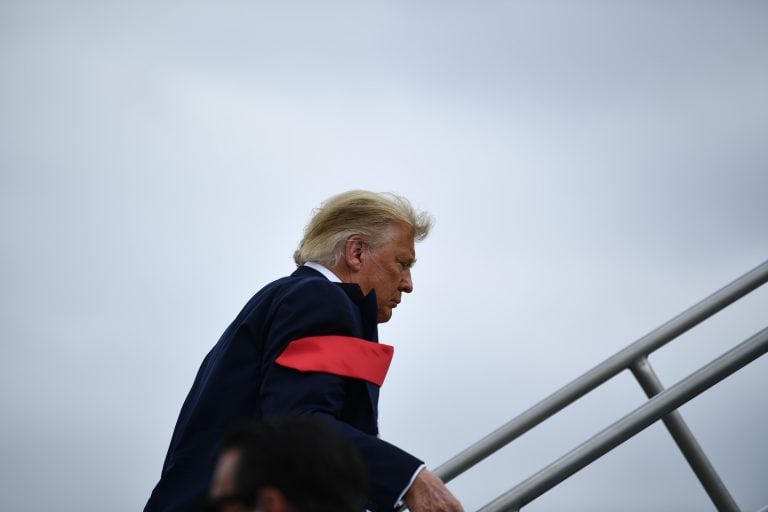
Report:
630,357,740,512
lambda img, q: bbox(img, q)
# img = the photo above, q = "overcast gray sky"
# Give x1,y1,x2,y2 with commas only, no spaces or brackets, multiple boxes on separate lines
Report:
1,2,767,511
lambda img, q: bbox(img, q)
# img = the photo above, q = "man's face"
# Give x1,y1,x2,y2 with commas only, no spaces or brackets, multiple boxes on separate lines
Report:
209,449,295,512
356,222,416,323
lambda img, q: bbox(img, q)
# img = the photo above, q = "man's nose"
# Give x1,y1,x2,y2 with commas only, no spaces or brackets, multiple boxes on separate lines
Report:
400,269,413,293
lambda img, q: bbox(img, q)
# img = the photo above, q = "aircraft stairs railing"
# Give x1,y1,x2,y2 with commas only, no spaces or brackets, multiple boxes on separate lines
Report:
429,259,768,512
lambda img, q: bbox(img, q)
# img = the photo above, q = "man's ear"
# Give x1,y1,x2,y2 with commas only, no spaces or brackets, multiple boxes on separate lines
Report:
257,486,293,512
343,235,365,271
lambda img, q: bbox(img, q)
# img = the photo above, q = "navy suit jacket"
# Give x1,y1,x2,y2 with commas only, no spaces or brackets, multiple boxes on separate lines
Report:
145,266,423,512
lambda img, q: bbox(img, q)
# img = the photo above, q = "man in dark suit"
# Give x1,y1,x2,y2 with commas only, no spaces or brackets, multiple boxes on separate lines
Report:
146,190,462,512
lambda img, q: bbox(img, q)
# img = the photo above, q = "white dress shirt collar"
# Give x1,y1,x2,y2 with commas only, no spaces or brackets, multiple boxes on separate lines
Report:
303,261,342,283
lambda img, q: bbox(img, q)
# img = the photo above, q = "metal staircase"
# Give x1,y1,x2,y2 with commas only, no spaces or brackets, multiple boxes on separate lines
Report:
433,260,768,511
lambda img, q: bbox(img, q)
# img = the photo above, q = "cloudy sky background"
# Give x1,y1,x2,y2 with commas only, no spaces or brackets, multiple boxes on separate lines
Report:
1,1,767,511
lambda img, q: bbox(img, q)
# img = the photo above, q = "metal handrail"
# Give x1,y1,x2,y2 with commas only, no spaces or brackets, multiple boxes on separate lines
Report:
431,259,768,510
477,326,768,512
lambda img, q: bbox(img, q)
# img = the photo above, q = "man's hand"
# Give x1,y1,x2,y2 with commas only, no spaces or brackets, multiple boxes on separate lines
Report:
404,468,464,512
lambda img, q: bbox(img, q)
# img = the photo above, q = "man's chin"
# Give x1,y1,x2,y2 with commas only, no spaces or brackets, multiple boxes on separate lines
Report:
377,308,393,324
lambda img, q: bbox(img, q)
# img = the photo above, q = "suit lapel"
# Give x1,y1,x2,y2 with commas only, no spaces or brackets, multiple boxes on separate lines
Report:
295,265,385,429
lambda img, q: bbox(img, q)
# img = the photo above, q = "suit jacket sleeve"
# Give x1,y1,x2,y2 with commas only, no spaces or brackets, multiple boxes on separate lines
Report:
257,278,423,511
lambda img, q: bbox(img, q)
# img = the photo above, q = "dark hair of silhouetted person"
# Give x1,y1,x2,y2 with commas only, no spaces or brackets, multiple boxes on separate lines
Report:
219,416,369,512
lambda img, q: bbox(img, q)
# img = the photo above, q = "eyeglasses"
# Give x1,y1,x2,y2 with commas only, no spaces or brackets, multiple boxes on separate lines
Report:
202,493,255,512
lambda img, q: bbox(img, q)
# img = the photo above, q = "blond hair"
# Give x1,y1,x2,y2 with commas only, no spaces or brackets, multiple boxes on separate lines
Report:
293,190,433,267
